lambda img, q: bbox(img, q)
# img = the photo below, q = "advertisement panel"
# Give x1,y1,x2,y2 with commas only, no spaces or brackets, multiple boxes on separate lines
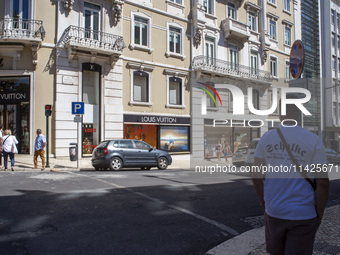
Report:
159,126,189,152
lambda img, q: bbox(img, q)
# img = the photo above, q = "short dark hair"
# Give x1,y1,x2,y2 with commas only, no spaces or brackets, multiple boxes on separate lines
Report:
37,129,42,134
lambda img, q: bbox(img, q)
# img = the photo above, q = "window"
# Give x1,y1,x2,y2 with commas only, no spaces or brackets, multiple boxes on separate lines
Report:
169,77,182,105
268,0,276,5
269,20,277,40
332,33,336,47
284,0,290,12
203,0,214,15
333,102,337,118
270,57,277,77
84,2,101,40
337,13,340,32
284,27,291,45
248,12,257,32
285,61,291,80
206,83,216,107
333,56,337,71
230,45,238,70
12,0,31,29
119,140,134,149
134,140,152,150
205,37,215,64
332,10,335,25
169,0,182,4
228,3,236,19
133,71,149,102
169,26,181,54
338,58,340,72
338,36,340,49
252,89,260,111
250,52,257,75
134,16,149,46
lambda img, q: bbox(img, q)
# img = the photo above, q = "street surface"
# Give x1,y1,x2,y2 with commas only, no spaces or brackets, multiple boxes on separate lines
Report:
1,169,339,255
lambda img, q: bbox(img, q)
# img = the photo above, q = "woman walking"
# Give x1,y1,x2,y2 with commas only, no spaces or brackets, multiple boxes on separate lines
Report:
224,142,231,164
2,129,18,171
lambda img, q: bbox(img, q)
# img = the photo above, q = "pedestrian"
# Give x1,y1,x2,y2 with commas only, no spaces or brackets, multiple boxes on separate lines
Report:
216,140,222,161
0,124,3,170
2,129,19,171
224,142,230,164
252,95,329,255
34,129,47,170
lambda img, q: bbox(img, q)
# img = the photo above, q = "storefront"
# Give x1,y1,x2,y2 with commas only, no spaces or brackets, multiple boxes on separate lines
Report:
0,76,30,154
123,114,190,153
204,119,260,158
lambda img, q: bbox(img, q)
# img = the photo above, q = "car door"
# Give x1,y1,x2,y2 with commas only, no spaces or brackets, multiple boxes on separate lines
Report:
133,140,157,165
118,140,138,165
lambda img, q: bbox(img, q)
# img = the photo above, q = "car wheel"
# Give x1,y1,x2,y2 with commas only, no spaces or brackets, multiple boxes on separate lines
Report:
109,157,123,171
157,157,168,170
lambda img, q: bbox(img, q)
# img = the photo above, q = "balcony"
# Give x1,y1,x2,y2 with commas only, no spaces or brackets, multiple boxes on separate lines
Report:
192,55,271,83
61,25,124,64
0,18,45,42
221,18,249,43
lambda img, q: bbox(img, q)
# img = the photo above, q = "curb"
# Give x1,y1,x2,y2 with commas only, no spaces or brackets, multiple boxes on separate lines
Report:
206,227,265,255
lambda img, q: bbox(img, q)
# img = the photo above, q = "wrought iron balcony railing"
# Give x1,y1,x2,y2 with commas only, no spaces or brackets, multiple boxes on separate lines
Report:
0,18,45,40
61,25,124,53
192,55,271,82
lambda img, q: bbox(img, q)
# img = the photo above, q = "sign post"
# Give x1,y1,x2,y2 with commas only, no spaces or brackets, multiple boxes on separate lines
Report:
72,102,84,169
45,105,52,168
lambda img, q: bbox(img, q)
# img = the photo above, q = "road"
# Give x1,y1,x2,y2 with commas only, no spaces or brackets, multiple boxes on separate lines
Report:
0,169,339,255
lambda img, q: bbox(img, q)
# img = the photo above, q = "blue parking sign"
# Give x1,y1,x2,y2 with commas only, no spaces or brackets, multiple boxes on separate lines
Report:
72,102,84,115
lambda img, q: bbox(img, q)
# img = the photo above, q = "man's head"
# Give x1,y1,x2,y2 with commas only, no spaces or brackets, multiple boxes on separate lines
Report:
279,93,303,124
36,129,42,135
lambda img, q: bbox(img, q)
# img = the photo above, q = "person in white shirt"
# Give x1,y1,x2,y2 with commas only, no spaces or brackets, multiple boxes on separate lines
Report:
2,129,19,171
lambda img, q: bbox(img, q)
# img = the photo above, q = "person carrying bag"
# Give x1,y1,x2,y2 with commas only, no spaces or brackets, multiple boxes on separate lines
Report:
2,129,19,171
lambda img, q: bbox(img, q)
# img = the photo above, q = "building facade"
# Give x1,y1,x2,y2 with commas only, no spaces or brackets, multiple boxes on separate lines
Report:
0,0,55,155
54,0,125,157
321,0,340,151
190,0,297,163
121,0,191,153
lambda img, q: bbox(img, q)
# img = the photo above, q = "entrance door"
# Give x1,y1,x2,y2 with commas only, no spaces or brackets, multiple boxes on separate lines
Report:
0,76,30,154
0,103,30,153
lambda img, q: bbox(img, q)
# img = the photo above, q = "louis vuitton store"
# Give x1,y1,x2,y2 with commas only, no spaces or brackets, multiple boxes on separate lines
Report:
0,76,30,154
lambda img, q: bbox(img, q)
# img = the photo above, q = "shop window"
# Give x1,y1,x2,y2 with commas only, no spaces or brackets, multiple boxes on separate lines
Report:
124,124,157,148
169,77,182,105
82,63,101,155
133,71,149,102
159,126,189,152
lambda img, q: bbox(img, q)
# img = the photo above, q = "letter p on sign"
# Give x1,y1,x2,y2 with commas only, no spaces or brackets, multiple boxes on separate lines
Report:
72,102,85,115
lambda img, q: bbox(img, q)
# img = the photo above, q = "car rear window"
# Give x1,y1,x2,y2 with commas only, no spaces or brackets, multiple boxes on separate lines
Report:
97,141,109,149
119,140,134,149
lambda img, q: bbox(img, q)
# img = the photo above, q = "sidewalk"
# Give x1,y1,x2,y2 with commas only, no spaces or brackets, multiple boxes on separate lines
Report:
0,153,191,172
207,204,340,255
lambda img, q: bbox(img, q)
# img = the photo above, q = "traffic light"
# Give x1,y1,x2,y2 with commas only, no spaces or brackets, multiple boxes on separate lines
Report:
45,105,52,116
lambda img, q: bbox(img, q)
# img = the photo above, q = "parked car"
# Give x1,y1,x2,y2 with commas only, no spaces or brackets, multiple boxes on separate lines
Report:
91,139,172,171
325,148,340,165
232,146,248,166
244,138,261,166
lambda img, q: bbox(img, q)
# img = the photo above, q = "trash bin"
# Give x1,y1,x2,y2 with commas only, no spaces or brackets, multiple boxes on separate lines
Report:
69,143,78,161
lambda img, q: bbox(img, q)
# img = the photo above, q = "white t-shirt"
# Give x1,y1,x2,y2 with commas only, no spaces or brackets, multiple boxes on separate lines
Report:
254,125,327,220
2,135,19,153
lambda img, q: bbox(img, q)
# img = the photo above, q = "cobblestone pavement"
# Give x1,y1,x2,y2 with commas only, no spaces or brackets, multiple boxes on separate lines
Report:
247,205,340,255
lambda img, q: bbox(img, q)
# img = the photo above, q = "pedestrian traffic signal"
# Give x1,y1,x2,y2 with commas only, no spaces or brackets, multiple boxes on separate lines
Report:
45,105,52,116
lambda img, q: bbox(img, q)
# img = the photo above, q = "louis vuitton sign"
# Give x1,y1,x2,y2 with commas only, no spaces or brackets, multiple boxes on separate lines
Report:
0,90,30,103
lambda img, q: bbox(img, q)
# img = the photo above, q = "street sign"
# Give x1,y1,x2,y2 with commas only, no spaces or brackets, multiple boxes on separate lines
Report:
74,115,82,123
290,40,305,79
72,102,84,115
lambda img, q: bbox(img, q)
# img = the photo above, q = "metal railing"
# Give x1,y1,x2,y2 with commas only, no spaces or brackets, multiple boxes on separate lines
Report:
0,18,45,40
61,25,124,52
192,55,271,82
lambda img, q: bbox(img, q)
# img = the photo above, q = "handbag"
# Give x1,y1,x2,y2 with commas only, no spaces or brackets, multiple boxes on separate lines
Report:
11,137,18,154
276,128,316,191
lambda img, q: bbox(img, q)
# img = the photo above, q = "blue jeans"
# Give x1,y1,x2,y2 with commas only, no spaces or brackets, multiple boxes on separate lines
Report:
3,151,15,169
